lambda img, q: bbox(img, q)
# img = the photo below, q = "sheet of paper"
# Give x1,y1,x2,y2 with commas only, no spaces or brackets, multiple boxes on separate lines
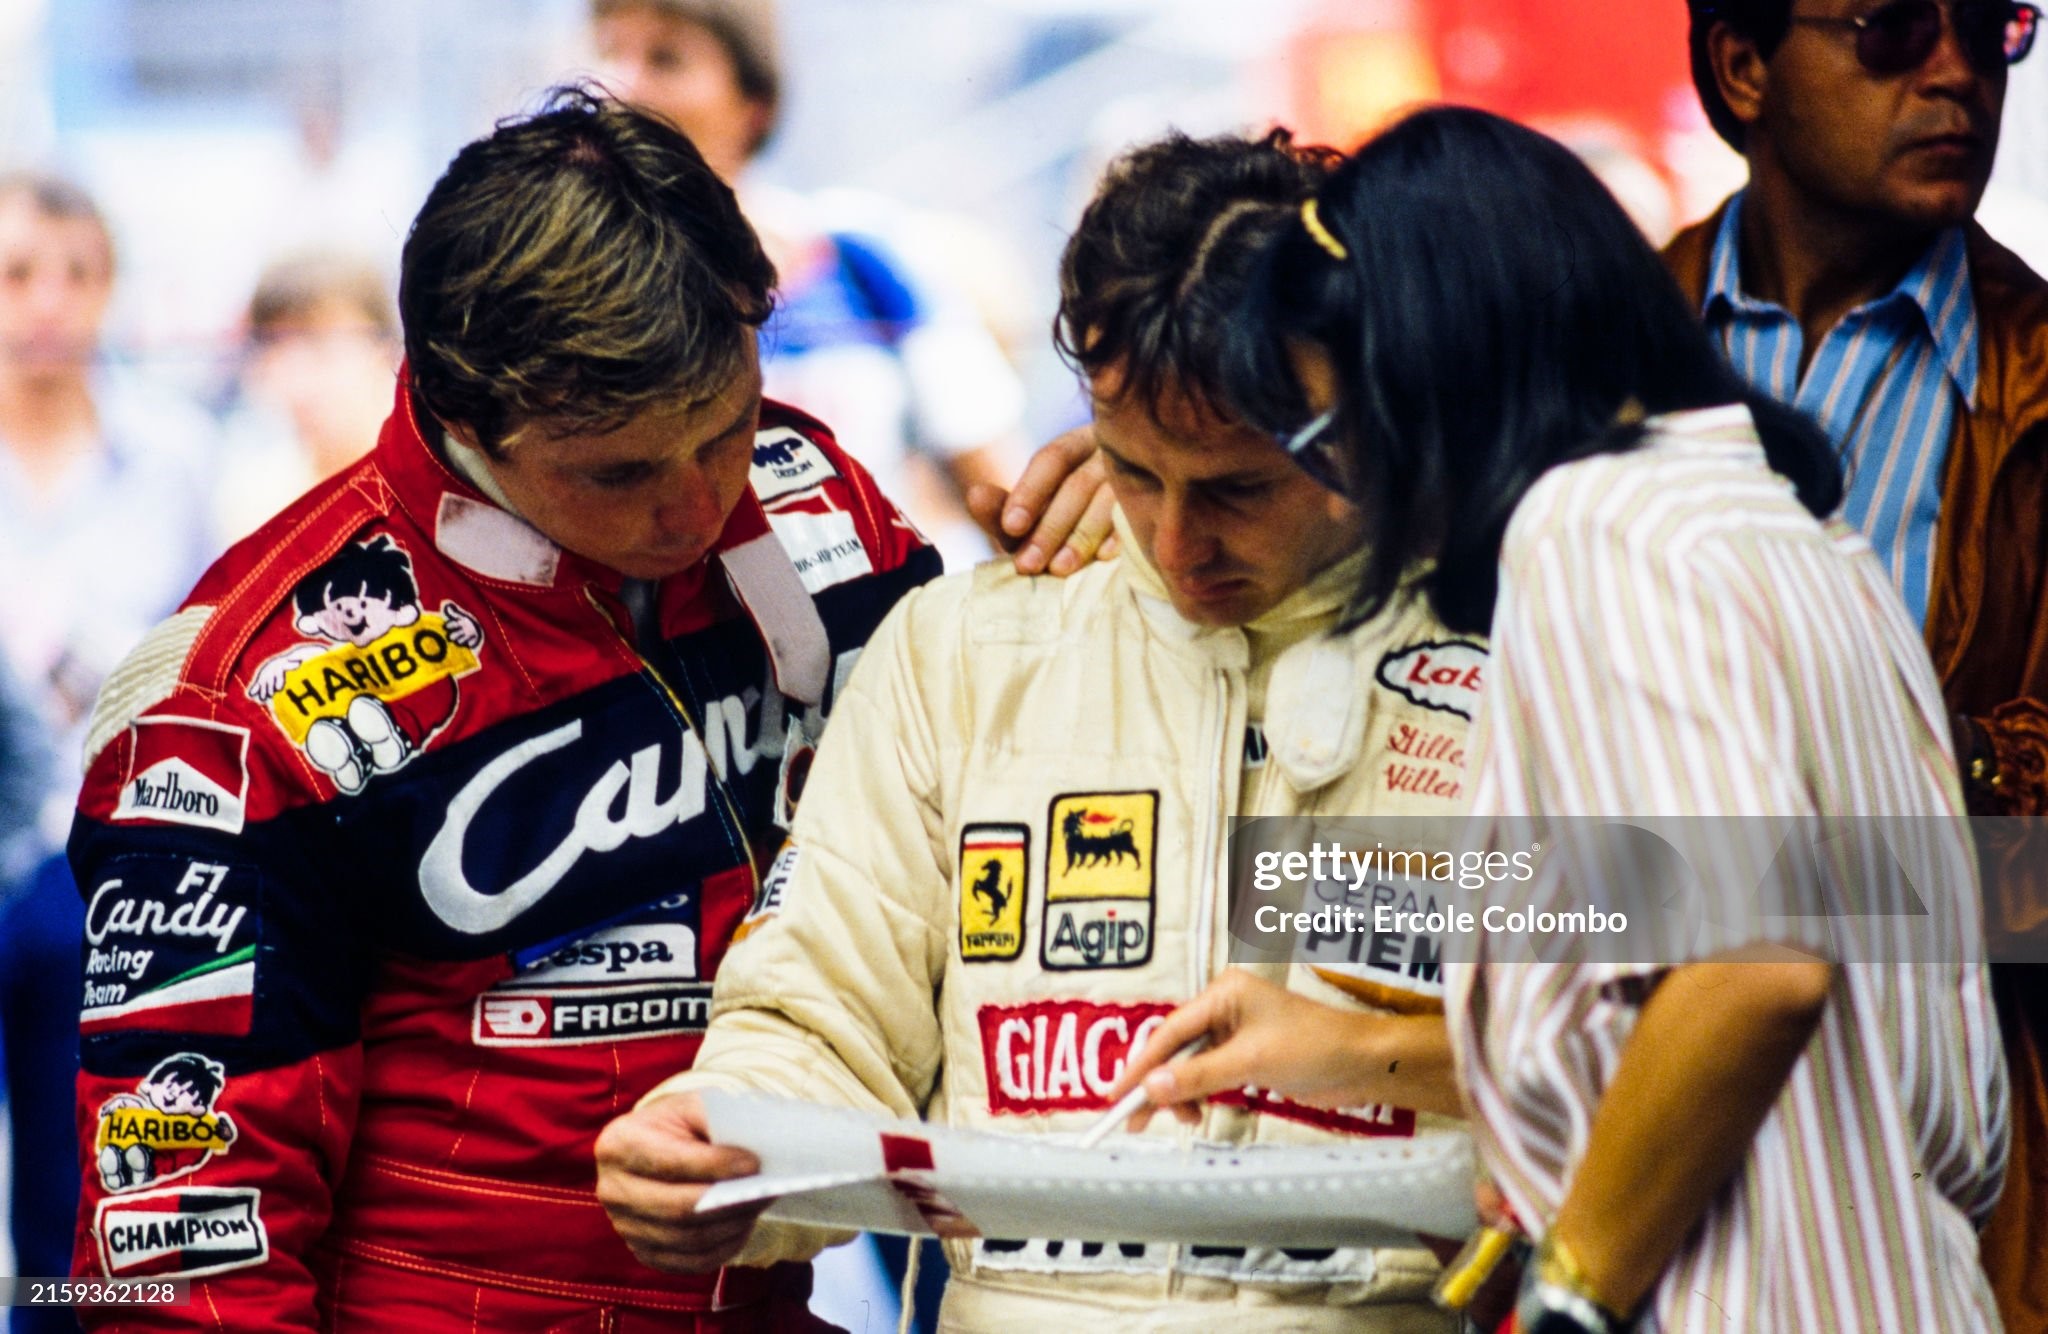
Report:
697,1092,1477,1247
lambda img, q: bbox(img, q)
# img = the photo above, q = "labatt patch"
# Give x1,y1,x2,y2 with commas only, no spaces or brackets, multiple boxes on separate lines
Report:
247,535,485,795
959,823,1028,962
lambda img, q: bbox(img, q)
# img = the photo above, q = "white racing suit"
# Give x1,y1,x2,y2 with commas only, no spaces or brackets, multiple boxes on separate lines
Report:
656,524,1488,1332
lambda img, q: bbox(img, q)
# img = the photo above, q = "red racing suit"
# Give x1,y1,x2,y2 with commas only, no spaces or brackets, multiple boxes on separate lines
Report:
68,377,938,1328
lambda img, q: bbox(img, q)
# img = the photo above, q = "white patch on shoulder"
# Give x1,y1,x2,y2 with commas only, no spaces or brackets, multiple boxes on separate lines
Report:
766,509,874,595
435,492,559,587
84,606,214,769
749,428,838,505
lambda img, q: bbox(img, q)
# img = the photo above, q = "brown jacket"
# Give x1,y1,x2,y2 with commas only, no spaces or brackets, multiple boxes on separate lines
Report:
1667,203,2048,1333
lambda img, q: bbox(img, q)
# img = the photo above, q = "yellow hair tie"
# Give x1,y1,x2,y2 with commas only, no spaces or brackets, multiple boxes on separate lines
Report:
1301,198,1348,261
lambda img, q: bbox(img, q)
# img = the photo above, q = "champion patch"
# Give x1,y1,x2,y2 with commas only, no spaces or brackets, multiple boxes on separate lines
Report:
1375,640,1486,720
95,1186,268,1279
749,428,839,505
112,717,250,835
959,823,1028,962
1043,792,1156,970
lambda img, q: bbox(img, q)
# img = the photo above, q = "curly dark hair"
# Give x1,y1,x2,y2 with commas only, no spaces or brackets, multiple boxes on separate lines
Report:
1687,0,1794,150
1054,129,1340,423
399,84,775,456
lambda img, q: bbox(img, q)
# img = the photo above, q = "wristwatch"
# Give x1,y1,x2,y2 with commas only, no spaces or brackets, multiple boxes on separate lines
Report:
1515,1234,1632,1334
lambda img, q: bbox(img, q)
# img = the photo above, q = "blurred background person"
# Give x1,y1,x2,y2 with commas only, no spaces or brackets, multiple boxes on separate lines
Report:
211,248,398,543
0,660,49,1329
591,0,1031,571
0,170,215,1331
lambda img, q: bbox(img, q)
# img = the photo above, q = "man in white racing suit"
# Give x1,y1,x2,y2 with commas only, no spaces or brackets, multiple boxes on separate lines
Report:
596,130,1485,1333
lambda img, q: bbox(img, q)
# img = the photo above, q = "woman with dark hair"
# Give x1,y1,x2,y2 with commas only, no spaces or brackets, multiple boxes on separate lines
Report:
1111,108,2007,1333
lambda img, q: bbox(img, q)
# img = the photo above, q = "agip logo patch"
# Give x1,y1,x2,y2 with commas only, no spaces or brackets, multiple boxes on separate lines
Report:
959,823,1027,962
1043,792,1156,970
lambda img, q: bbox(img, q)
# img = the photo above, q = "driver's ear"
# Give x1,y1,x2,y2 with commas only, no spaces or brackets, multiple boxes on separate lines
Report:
296,613,324,636
442,419,484,454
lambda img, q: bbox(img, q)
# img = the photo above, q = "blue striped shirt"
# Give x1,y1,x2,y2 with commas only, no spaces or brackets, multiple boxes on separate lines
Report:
1702,191,1977,627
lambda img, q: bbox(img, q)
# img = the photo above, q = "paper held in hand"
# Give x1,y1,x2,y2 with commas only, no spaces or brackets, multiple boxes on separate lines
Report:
694,1091,1477,1247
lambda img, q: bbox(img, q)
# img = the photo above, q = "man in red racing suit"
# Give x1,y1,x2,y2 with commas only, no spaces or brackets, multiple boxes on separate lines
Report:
68,89,938,1330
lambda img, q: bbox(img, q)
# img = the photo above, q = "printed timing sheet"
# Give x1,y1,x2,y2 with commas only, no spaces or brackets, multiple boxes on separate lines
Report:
695,1092,1476,1246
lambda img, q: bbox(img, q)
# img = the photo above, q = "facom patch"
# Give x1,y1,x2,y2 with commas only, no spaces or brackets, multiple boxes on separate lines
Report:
959,823,1028,962
471,982,713,1047
749,428,839,505
977,998,1173,1115
112,717,250,834
766,508,874,595
1374,640,1487,721
92,1053,238,1195
81,860,258,1037
1042,792,1157,970
96,1185,268,1279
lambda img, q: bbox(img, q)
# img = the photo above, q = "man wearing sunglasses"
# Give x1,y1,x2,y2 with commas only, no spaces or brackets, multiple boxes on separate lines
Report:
1674,3,2048,1327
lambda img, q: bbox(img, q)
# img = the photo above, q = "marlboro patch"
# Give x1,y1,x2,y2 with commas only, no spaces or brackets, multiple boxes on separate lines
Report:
112,718,251,835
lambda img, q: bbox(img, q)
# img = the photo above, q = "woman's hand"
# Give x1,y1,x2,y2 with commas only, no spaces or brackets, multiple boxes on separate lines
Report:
1103,969,1462,1134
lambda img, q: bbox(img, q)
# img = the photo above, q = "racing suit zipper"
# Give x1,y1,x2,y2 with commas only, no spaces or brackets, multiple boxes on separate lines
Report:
583,586,759,892
1169,651,1244,1298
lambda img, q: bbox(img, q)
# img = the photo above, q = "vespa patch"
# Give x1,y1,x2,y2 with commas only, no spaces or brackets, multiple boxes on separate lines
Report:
959,823,1028,962
1042,792,1156,970
247,535,484,796
93,1053,238,1194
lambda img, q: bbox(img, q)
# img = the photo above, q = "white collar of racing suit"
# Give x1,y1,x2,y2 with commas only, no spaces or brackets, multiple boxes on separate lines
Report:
1111,506,1392,793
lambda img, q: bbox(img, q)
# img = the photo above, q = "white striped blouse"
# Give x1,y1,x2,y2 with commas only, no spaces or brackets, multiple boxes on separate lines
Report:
1444,406,2009,1332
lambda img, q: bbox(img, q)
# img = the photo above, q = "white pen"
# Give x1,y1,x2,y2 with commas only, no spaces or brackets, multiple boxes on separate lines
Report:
1074,1035,1210,1150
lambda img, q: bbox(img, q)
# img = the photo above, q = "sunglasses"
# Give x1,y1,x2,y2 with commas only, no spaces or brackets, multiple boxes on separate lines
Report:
1277,405,1360,500
1788,0,2040,77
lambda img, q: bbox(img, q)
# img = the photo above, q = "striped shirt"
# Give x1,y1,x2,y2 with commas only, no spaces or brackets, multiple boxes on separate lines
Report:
1445,407,2008,1332
1703,191,1976,627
